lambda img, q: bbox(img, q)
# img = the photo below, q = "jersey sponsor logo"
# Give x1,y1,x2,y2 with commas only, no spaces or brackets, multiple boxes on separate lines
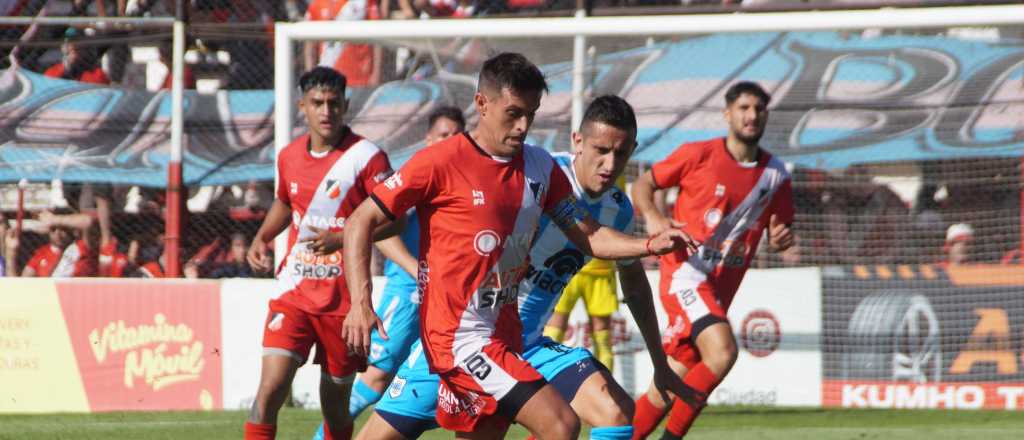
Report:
415,260,429,303
477,264,529,308
290,182,298,195
524,248,585,294
473,230,501,256
290,250,343,279
383,172,403,190
715,184,726,197
740,309,781,357
293,212,346,229
699,238,748,268
438,385,485,417
472,189,485,206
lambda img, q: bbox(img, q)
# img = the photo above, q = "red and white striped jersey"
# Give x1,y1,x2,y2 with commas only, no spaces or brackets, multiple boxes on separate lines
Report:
274,130,392,316
652,137,794,308
371,133,574,374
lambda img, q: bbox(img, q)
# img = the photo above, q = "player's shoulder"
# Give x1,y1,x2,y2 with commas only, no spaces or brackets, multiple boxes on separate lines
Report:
604,186,632,210
412,132,465,164
759,149,791,180
550,151,574,168
281,134,310,157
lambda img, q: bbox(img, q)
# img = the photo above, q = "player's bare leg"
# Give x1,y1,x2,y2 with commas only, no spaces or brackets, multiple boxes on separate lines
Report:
568,368,637,439
319,372,355,439
245,354,302,438
513,384,581,440
354,411,408,440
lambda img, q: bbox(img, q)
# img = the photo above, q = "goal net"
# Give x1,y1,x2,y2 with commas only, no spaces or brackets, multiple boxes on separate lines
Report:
275,4,1024,409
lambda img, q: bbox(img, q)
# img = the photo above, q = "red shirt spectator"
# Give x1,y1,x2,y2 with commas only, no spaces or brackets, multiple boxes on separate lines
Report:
44,36,110,85
304,0,382,87
25,243,64,277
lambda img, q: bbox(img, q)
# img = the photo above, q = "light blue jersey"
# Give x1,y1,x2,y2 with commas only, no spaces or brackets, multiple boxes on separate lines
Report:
518,153,635,349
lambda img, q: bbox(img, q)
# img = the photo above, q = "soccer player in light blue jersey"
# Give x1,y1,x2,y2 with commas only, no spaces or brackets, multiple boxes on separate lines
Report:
352,95,695,440
312,106,466,440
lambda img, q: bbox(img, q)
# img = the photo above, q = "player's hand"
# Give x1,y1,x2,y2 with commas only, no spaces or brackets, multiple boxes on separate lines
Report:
652,363,705,410
300,226,343,255
647,229,699,256
645,215,684,237
247,239,272,273
342,302,388,357
767,215,794,252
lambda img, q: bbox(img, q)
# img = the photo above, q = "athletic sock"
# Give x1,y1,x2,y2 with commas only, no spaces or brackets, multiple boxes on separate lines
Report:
664,363,720,438
592,329,614,372
631,393,668,440
244,421,276,440
311,423,324,440
544,325,566,342
348,379,384,418
321,421,353,440
591,425,633,440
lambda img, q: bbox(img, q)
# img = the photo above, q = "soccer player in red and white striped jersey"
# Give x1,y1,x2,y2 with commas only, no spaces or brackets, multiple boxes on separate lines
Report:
341,53,696,440
243,67,393,440
630,81,796,439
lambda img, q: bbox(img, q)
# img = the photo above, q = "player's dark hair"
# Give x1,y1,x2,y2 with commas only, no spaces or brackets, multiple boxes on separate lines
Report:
581,95,637,136
725,81,771,106
428,105,466,131
299,66,347,95
478,52,548,96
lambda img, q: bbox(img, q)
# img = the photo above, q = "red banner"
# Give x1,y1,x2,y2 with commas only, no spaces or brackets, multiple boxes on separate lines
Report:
56,280,223,411
823,380,1024,410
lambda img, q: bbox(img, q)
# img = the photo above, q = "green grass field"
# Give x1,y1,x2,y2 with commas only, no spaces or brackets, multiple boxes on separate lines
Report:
1,406,1022,440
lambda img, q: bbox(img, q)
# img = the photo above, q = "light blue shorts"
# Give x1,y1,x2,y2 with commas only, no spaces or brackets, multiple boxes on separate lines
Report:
367,283,420,373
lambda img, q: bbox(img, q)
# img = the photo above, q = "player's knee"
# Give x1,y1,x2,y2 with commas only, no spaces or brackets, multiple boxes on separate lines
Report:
702,340,738,376
593,398,633,427
546,410,581,440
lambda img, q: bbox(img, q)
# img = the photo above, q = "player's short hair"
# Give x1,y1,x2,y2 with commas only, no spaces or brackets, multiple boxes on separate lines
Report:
725,81,771,106
581,95,637,137
478,52,548,96
428,105,466,131
299,67,347,95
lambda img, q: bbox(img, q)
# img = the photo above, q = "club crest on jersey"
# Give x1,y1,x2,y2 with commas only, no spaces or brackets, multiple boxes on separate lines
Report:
715,184,726,197
704,208,723,228
528,180,544,204
324,179,343,199
474,230,501,256
267,313,285,331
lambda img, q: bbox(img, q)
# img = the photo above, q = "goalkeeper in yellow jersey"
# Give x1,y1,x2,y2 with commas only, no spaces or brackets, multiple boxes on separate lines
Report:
543,176,626,372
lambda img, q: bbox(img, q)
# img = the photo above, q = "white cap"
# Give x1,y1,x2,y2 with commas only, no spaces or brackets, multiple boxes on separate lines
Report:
946,223,974,243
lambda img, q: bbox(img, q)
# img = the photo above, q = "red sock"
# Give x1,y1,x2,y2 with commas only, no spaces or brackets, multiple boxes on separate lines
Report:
664,363,720,437
631,393,669,440
322,421,353,440
244,422,276,440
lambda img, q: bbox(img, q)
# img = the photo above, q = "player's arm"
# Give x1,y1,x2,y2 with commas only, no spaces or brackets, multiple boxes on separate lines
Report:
631,170,681,237
618,260,700,405
766,179,796,252
4,229,20,277
342,199,392,356
549,198,696,260
374,233,417,277
247,199,291,273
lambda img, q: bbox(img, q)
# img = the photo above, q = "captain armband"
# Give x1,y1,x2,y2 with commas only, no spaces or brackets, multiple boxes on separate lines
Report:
549,195,589,231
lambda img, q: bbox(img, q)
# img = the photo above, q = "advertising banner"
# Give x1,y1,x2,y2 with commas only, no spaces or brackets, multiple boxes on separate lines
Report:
822,265,1024,410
